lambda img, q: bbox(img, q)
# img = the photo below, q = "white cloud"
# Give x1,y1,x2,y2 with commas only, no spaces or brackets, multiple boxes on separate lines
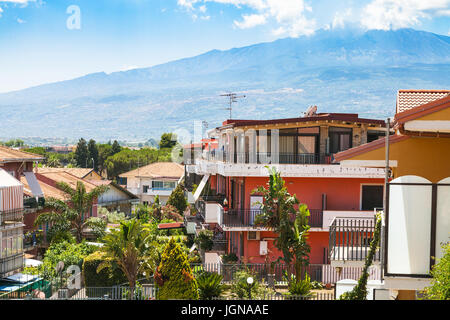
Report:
360,0,450,30
332,8,352,29
234,13,266,29
17,17,25,23
179,0,316,37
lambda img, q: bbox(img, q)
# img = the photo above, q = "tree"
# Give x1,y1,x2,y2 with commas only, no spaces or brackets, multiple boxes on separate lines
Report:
159,133,177,149
98,218,159,292
111,140,122,154
154,237,199,300
87,139,99,171
421,242,450,300
167,183,188,214
35,181,109,243
253,166,311,284
340,213,382,300
75,138,89,168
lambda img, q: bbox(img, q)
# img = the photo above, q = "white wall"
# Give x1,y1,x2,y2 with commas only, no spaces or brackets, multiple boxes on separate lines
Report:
387,176,432,275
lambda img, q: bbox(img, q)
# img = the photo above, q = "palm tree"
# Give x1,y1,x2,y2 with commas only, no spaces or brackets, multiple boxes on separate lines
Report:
97,218,158,292
35,181,109,243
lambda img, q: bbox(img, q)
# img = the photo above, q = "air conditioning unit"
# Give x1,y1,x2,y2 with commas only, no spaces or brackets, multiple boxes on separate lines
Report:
247,231,260,240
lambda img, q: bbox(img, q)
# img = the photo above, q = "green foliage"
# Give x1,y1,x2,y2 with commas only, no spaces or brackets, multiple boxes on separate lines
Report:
99,219,158,288
253,166,311,282
161,204,184,222
84,217,108,240
87,139,99,171
82,251,127,288
222,252,239,264
75,138,89,168
196,271,225,300
35,241,95,282
230,268,274,299
35,180,109,243
159,133,177,149
167,183,188,214
155,238,199,300
340,213,382,300
98,207,127,224
104,147,171,180
287,273,313,296
195,229,214,251
421,242,450,300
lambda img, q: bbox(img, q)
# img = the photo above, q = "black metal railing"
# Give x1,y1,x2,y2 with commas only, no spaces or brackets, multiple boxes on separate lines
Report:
191,263,381,284
0,253,24,277
308,209,323,228
222,209,264,228
328,217,380,262
0,208,24,225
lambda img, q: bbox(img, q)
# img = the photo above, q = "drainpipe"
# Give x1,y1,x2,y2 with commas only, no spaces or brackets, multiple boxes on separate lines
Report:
381,118,390,281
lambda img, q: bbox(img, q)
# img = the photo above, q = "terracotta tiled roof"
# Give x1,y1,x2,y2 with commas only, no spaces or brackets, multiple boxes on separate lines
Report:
37,167,96,179
119,162,184,179
396,90,450,114
20,176,66,201
395,94,450,125
37,171,98,193
0,146,45,163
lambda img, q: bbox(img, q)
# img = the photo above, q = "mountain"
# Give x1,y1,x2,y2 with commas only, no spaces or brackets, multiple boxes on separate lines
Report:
1,28,449,141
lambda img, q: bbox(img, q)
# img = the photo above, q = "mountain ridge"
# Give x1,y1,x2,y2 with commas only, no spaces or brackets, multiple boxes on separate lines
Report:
1,28,449,140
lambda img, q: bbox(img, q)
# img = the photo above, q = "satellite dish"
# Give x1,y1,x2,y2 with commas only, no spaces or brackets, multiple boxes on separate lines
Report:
303,105,317,117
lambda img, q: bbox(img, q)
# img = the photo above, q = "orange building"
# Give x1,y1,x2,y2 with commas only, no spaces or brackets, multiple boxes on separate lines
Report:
185,110,387,268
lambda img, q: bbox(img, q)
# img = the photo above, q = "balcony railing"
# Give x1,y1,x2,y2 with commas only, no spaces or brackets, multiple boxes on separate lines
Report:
0,208,24,225
187,151,334,165
0,253,24,277
308,209,324,228
329,217,380,263
222,209,264,228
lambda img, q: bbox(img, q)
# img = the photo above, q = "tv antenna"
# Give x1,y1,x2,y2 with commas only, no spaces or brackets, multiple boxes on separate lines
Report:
220,92,246,119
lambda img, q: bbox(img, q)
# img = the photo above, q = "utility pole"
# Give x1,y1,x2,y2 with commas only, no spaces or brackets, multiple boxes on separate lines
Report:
220,92,246,119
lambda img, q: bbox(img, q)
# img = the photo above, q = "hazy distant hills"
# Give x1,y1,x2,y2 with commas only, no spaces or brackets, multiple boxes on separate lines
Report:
1,28,449,142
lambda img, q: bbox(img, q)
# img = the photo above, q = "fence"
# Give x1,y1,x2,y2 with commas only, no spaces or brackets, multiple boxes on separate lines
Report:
212,292,335,301
52,285,158,300
329,217,381,262
191,263,381,285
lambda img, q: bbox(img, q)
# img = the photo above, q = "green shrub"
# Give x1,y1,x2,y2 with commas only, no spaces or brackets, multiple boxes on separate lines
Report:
195,229,214,251
167,184,188,214
82,251,127,288
155,238,199,300
287,273,313,296
231,268,274,299
196,271,225,300
420,242,450,300
222,253,238,264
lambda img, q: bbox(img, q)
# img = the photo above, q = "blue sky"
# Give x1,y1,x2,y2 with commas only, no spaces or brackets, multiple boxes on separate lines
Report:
0,0,449,93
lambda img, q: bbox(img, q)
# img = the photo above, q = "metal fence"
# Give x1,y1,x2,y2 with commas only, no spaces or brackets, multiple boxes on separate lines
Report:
52,285,158,300
329,217,381,262
212,292,335,300
191,263,381,284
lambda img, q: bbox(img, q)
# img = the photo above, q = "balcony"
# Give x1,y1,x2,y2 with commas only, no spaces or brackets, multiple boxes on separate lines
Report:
222,209,265,229
329,217,381,267
0,253,24,277
0,209,24,226
189,151,334,165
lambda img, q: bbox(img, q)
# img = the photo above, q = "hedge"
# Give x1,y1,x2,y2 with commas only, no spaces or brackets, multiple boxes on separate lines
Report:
82,251,127,290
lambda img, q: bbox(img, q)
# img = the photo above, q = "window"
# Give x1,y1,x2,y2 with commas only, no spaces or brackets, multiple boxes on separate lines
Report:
143,185,149,193
361,185,384,210
367,130,385,143
163,181,176,189
329,127,352,153
152,181,164,189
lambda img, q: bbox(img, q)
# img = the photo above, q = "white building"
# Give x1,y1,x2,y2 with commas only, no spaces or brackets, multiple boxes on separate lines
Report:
119,162,184,205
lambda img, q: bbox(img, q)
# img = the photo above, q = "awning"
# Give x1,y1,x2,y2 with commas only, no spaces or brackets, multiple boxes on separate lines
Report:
193,174,210,202
25,259,42,267
157,222,184,230
23,172,44,198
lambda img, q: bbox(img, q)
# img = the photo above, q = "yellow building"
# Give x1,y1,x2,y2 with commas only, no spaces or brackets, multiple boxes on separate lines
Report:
334,90,450,300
